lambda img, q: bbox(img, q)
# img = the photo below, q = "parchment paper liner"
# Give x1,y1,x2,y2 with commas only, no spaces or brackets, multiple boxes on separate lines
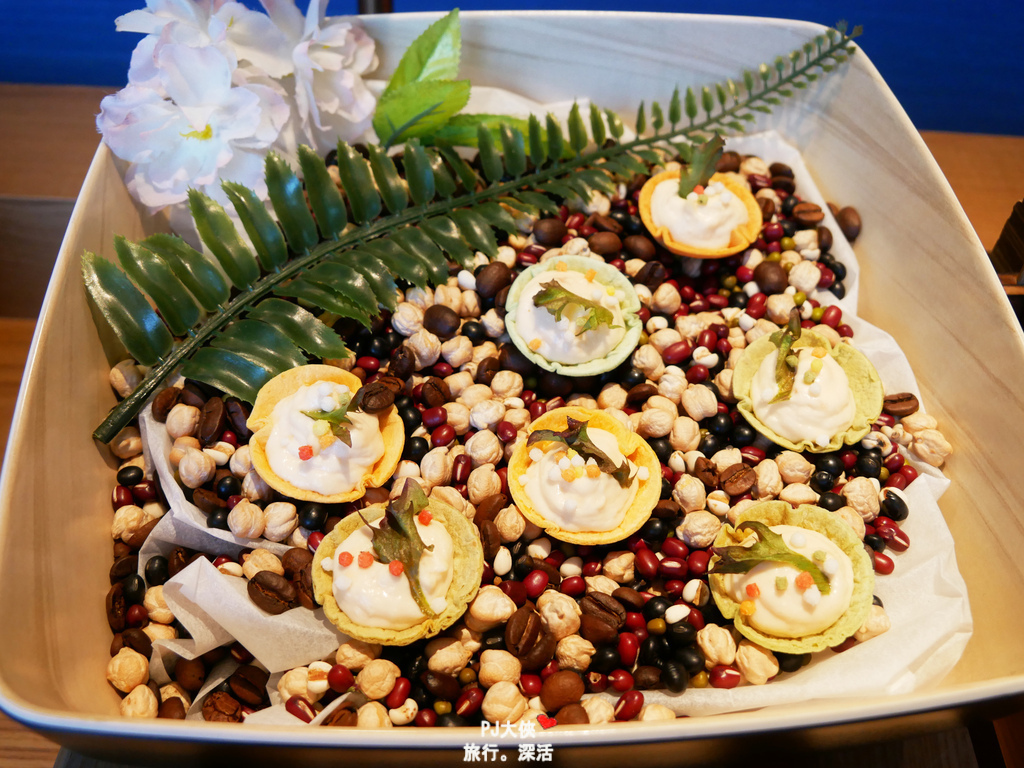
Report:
708,500,875,654
507,406,661,545
246,364,404,503
638,170,762,258
504,255,643,376
732,329,884,453
311,495,483,645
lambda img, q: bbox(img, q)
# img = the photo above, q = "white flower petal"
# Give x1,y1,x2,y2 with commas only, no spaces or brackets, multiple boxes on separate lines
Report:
158,44,232,106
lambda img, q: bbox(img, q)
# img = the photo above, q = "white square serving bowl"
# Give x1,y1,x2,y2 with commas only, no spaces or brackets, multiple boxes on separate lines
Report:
2,10,1023,766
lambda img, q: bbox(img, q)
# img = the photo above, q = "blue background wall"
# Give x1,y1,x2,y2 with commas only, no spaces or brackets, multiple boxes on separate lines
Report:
2,0,1021,135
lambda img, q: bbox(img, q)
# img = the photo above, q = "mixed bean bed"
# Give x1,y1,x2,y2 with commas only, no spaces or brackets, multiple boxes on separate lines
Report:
102,146,951,727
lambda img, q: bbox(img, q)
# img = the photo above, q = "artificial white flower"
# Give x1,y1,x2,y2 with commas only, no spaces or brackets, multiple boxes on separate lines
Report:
97,43,288,210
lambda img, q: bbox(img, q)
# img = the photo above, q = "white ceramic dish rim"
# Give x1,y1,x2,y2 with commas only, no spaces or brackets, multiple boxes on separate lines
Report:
2,7,1022,750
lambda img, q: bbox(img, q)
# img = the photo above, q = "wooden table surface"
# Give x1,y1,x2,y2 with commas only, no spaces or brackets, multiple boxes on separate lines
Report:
1,83,1022,767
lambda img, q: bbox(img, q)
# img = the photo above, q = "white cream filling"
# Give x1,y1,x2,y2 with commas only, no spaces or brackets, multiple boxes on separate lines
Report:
725,525,854,638
751,347,856,447
264,380,385,495
650,179,749,249
522,427,638,531
515,270,626,364
321,516,454,630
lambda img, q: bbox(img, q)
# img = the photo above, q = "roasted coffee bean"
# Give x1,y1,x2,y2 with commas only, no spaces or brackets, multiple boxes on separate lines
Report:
589,213,623,234
817,225,833,254
224,397,252,441
198,397,226,446
229,664,270,706
415,377,446,408
533,218,568,247
625,383,658,406
791,201,825,229
836,206,862,242
580,592,626,630
475,262,513,299
158,698,187,719
475,357,501,386
202,691,243,723
753,261,789,294
505,606,542,657
771,175,796,195
634,261,668,291
389,345,416,380
520,631,556,672
280,548,313,580
322,702,359,726
175,657,207,694
124,518,159,550
167,547,190,579
588,231,622,256
121,628,153,659
611,586,646,612
177,385,206,409
420,670,462,702
247,571,296,615
633,665,662,690
651,499,681,520
479,519,501,561
192,488,227,515
109,555,138,584
106,582,127,633
758,196,776,222
540,670,584,711
151,387,181,422
475,493,508,524
768,162,794,179
623,234,656,261
720,463,756,496
295,562,316,610
579,614,618,646
113,541,132,560
493,285,510,319
356,380,398,413
423,304,461,339
498,343,534,376
716,151,741,173
883,392,920,418
555,703,589,725
694,457,719,489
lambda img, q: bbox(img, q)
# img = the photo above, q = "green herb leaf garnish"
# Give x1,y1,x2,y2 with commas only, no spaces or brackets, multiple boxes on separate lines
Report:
362,480,437,618
768,308,803,403
302,391,353,447
527,417,632,487
710,520,831,594
677,133,725,198
532,279,619,336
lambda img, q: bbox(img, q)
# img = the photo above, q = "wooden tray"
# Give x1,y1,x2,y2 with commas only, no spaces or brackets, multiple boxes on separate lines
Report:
2,11,1022,766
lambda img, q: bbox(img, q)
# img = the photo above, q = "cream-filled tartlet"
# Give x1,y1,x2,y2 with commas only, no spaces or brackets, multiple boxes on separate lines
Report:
505,256,642,376
733,319,883,453
508,407,661,545
639,170,762,259
709,501,874,653
312,480,483,645
246,365,405,503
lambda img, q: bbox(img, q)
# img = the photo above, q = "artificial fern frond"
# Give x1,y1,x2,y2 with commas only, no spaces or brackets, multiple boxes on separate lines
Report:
86,22,860,442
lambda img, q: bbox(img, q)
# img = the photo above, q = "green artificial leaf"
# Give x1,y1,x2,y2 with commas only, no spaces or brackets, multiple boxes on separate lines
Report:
532,279,619,337
301,390,354,447
768,309,803,403
140,233,229,311
365,480,437,618
527,417,632,487
429,113,533,150
373,80,471,149
709,520,831,594
677,133,725,198
222,180,290,270
382,9,461,97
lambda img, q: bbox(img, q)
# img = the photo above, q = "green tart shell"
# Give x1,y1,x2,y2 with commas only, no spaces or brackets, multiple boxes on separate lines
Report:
504,254,642,376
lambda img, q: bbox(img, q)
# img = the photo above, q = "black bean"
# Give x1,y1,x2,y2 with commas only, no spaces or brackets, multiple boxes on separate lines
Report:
116,465,144,487
642,596,672,622
298,503,328,531
122,574,147,605
707,412,733,437
880,490,909,522
144,556,170,587
403,436,430,463
810,470,835,494
817,492,845,512
216,475,241,500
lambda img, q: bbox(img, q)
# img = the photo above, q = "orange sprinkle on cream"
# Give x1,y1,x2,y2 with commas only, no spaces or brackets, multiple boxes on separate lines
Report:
740,600,756,617
389,560,404,577
358,551,374,569
529,338,542,351
745,583,761,599
338,551,354,567
585,269,597,282
586,465,601,478
418,510,433,526
561,468,577,483
795,571,814,591
812,347,828,358
298,445,314,461
555,261,568,271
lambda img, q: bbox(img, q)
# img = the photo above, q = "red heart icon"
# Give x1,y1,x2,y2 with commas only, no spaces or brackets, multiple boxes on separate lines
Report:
537,714,557,729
